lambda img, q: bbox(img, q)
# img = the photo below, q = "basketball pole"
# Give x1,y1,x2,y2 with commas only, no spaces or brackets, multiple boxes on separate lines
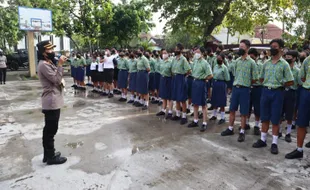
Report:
27,31,36,77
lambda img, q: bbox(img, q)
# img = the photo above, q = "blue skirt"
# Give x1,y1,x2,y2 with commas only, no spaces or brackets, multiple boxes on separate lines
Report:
227,72,234,89
78,67,85,81
211,80,227,107
118,70,129,89
149,73,155,91
187,76,193,98
171,74,188,102
129,72,137,92
136,70,149,94
155,72,161,90
159,76,172,100
86,65,91,76
71,66,76,78
191,79,207,106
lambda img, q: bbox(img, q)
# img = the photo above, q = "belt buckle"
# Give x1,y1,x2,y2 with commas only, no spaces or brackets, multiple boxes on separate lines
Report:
267,87,272,90
285,87,289,91
236,85,240,88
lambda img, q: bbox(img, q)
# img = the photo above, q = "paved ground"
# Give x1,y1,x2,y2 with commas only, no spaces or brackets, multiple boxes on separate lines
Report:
0,78,310,190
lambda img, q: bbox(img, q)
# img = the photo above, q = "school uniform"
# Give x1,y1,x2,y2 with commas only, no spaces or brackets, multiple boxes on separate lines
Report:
117,58,129,89
229,56,258,116
136,55,150,95
98,62,104,82
154,58,162,91
71,58,77,80
249,60,263,117
85,58,92,77
260,58,294,125
227,60,235,89
149,57,156,91
128,59,138,92
206,55,216,88
191,58,212,106
159,59,173,100
90,62,98,83
171,55,191,102
187,62,194,99
76,58,86,82
103,56,115,84
211,64,230,107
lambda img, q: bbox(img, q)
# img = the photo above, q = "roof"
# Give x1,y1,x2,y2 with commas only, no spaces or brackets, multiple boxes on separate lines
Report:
149,37,165,48
254,24,283,39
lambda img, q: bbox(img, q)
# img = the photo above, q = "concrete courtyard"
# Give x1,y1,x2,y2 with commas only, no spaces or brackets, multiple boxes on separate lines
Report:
0,77,309,190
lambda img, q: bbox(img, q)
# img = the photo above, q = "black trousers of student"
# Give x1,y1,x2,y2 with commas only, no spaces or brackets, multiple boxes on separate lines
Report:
0,68,6,83
42,109,60,158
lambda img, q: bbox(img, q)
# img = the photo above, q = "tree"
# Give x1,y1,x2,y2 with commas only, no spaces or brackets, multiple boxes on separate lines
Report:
164,28,201,50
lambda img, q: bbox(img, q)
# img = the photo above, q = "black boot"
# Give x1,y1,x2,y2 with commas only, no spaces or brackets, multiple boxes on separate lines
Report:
43,150,61,163
46,149,67,165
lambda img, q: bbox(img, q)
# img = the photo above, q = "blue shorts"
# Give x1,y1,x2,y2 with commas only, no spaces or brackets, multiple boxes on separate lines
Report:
76,67,85,81
296,88,310,127
71,66,76,78
282,89,296,121
295,86,302,110
191,79,207,106
227,72,234,89
187,76,193,98
118,70,128,89
229,86,250,115
249,86,262,116
149,73,155,91
260,87,284,125
136,71,149,95
171,74,188,102
211,80,227,107
159,76,172,100
154,72,161,90
129,72,137,92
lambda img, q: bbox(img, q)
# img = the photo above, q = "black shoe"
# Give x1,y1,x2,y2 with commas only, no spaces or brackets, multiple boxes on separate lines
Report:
190,112,194,117
186,108,191,114
209,116,217,121
292,125,296,130
271,143,279,154
225,110,230,114
221,128,234,136
254,126,261,136
108,93,114,98
118,98,124,101
306,141,310,148
142,105,148,110
154,100,159,104
133,101,138,106
207,99,211,103
198,112,203,119
180,118,188,125
156,111,166,116
135,102,143,107
71,84,77,88
245,124,250,130
208,106,214,111
165,113,173,120
171,116,181,121
188,121,199,128
238,133,245,142
158,101,163,106
121,98,127,102
252,139,267,148
115,91,121,95
285,149,303,159
43,152,61,163
151,100,157,104
47,156,67,165
127,100,134,104
200,124,207,132
278,133,282,138
218,119,225,125
285,134,292,143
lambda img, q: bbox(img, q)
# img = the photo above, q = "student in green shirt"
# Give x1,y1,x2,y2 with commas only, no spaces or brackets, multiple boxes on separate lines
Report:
227,54,235,94
170,43,192,125
127,53,138,104
187,47,213,132
206,48,216,104
286,55,310,159
153,51,163,105
253,38,294,155
85,54,92,86
221,39,258,143
75,53,86,90
148,52,157,102
117,52,130,102
70,52,77,88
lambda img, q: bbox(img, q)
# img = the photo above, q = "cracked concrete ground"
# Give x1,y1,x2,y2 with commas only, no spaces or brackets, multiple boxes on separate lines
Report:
0,78,310,190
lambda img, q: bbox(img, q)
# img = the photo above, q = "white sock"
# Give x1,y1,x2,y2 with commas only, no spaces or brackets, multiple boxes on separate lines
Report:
261,132,267,142
168,110,172,114
240,129,245,134
161,109,166,113
272,135,278,144
221,112,225,120
287,124,292,134
176,110,180,117
203,122,207,125
124,94,127,99
194,119,198,123
145,101,149,106
228,126,233,131
131,95,134,100
213,109,217,117
255,120,260,127
187,104,191,110
110,91,114,94
297,147,303,152
140,99,143,104
246,120,249,125
121,93,124,97
106,89,109,93
292,121,296,125
135,97,139,102
182,112,187,118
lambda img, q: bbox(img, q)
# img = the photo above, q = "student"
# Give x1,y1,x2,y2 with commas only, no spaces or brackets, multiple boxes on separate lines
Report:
252,39,294,155
153,51,162,105
103,50,115,97
245,48,263,135
70,53,77,88
286,55,310,159
111,49,121,95
76,53,86,90
227,54,235,94
128,53,138,104
279,50,300,143
90,56,99,93
97,56,105,95
85,53,92,86
206,48,216,103
171,43,192,125
186,52,194,114
187,47,212,131
156,49,173,118
117,52,129,102
0,49,7,85
148,52,156,102
221,39,258,143
209,53,230,125
136,47,151,110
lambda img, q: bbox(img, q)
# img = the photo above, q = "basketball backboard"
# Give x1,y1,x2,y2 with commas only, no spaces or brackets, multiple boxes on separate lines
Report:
18,6,53,31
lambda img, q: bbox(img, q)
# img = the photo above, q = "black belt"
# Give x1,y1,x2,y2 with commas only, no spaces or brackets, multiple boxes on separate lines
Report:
119,69,128,71
138,70,147,72
193,78,205,81
214,79,225,82
264,86,284,90
251,85,261,88
234,85,249,88
302,87,310,91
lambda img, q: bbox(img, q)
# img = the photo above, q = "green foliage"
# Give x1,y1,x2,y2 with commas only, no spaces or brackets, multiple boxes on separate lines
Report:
164,28,202,50
139,41,153,52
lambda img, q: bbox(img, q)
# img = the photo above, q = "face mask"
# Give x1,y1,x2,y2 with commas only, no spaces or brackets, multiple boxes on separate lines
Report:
285,58,292,64
137,52,142,57
250,56,256,60
77,55,81,59
237,48,246,56
300,57,306,63
228,55,232,60
162,54,169,60
46,52,55,60
260,55,264,59
194,53,201,59
87,54,90,57
175,50,181,56
217,59,223,64
270,48,279,56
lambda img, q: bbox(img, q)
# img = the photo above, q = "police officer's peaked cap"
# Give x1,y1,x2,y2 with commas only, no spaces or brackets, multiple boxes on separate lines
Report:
37,40,56,53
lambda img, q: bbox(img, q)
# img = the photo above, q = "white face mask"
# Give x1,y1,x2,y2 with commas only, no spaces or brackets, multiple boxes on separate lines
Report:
194,53,201,59
162,53,169,60
260,54,264,59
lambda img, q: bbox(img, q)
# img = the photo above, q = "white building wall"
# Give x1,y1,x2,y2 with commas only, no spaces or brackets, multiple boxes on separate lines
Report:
213,28,252,45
